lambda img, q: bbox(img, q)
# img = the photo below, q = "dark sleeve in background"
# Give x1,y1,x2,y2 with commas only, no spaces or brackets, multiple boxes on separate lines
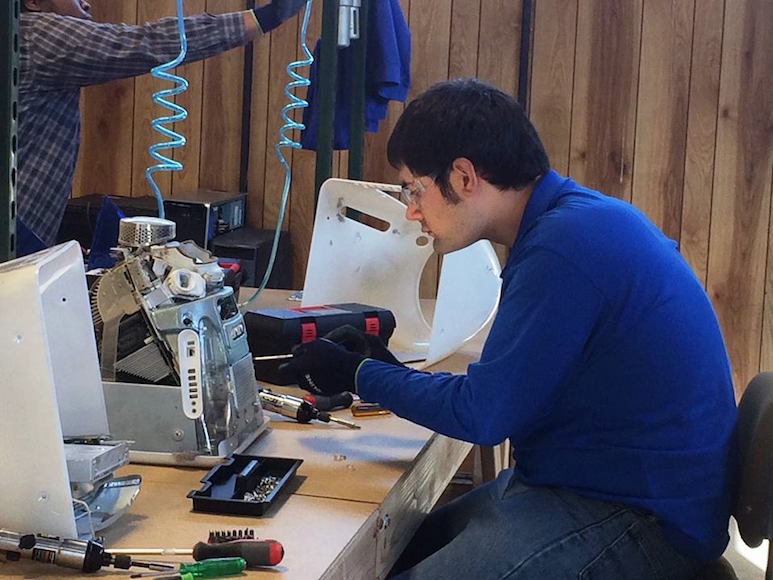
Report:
300,0,410,150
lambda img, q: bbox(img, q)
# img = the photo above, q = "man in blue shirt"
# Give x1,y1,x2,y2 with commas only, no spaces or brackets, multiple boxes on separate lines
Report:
285,79,737,579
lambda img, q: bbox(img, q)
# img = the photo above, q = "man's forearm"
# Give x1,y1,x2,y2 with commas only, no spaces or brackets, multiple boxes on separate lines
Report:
21,11,257,90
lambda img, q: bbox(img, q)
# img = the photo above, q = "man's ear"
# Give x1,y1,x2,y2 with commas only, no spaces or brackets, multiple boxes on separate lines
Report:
449,157,478,198
23,0,44,12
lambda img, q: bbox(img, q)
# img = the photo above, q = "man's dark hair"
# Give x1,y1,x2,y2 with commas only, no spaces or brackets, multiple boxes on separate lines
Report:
387,78,550,201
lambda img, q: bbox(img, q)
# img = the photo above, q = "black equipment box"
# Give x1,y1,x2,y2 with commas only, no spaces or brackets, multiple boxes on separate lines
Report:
187,454,302,516
57,194,157,248
57,190,246,249
246,303,396,385
211,227,292,289
165,189,247,249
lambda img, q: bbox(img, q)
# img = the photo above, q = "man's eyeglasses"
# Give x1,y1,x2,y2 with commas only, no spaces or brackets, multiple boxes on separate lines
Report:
399,177,432,206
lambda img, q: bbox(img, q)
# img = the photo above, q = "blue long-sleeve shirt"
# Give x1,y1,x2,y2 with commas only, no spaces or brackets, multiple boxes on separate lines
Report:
357,170,737,562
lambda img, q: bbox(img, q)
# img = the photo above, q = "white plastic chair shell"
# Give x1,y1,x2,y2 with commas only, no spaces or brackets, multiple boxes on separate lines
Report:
302,178,501,368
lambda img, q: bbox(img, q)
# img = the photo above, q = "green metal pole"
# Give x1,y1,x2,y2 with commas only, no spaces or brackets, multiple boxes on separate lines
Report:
1,0,20,262
313,0,340,206
347,0,368,180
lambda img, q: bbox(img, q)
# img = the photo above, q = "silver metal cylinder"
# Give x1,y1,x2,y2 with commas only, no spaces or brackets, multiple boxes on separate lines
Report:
118,217,176,248
0,529,94,571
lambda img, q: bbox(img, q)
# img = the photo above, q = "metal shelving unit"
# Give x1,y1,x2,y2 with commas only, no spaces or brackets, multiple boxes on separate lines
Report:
1,0,20,262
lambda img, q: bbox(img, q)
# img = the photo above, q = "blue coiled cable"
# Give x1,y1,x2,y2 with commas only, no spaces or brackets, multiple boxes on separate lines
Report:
240,0,314,310
146,0,189,219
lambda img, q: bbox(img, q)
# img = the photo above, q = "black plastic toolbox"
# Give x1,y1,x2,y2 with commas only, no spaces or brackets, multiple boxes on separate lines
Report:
245,302,396,385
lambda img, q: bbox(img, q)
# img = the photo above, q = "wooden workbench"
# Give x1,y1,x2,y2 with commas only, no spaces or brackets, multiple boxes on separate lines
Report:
0,291,487,579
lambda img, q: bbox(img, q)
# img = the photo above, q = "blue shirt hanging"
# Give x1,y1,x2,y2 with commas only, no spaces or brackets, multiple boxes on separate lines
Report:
301,0,411,150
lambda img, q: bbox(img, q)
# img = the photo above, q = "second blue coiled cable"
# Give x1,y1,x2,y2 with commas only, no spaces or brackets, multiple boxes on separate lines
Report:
240,0,314,310
144,0,314,307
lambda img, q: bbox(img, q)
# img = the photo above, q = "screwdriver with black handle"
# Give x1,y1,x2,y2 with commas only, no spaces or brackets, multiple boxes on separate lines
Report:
258,389,360,429
302,391,354,411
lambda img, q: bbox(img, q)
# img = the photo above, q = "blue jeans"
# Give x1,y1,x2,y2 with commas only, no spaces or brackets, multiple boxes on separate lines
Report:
390,468,700,579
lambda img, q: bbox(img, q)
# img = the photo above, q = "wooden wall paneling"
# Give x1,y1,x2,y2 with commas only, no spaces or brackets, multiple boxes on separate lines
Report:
171,0,207,196
335,151,350,178
72,0,138,198
477,0,521,96
131,0,176,199
363,0,409,186
246,11,273,228
285,2,323,288
341,151,350,177
529,0,577,175
408,0,451,298
630,0,694,241
477,0,523,269
763,167,773,371
569,0,643,202
363,102,403,185
679,0,724,285
261,13,303,235
449,0,481,79
198,0,245,192
706,0,773,395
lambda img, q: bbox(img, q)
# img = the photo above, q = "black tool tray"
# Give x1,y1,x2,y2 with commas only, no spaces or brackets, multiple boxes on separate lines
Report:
187,454,303,516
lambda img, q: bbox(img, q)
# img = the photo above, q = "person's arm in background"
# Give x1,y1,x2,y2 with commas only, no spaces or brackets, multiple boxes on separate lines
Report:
21,0,305,90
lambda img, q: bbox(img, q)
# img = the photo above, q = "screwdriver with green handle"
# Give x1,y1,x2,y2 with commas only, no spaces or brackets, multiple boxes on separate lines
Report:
130,557,246,579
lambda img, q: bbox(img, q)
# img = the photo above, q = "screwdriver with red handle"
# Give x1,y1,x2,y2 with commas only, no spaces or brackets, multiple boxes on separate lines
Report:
191,539,283,566
109,531,284,568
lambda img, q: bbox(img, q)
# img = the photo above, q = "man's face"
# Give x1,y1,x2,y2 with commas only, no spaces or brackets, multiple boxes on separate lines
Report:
27,0,92,19
399,167,478,256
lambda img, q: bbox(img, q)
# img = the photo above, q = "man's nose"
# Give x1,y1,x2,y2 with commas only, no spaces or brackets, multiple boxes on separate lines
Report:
404,203,421,221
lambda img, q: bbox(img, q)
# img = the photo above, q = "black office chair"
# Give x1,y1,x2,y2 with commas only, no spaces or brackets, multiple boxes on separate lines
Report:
696,371,773,580
733,371,773,579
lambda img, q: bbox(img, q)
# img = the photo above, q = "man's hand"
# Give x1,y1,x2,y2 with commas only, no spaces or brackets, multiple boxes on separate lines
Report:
252,0,307,33
281,338,366,395
323,325,405,367
280,326,403,394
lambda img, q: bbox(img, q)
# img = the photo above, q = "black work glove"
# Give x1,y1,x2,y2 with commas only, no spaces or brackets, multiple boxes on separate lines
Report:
252,0,307,33
282,338,366,395
323,325,405,367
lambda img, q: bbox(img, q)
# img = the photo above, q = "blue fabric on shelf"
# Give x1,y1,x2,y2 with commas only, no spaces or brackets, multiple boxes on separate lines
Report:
300,0,410,150
16,217,48,257
87,196,125,270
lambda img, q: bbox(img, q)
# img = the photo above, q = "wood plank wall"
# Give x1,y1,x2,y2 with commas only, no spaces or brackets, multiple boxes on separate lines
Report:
72,0,772,395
